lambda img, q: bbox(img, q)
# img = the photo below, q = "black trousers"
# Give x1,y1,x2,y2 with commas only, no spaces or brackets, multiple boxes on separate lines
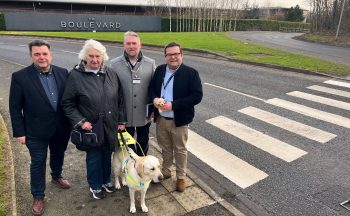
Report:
126,122,151,156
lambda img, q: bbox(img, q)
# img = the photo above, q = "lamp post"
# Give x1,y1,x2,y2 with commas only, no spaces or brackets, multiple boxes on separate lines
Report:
335,0,346,40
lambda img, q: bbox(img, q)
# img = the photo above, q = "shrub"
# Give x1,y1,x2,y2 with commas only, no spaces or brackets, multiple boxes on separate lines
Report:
0,14,5,30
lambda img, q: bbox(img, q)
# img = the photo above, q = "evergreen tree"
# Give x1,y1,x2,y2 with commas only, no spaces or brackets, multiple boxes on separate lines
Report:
286,5,304,22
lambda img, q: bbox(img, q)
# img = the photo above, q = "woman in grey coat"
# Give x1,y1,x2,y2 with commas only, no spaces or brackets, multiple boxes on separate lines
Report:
61,39,126,200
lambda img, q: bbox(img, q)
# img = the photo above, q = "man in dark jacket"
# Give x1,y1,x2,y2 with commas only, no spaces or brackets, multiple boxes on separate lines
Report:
9,40,71,215
148,42,203,192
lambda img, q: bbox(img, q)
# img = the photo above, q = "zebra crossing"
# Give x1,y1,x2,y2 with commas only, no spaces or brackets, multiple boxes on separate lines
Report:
238,106,336,143
188,79,350,189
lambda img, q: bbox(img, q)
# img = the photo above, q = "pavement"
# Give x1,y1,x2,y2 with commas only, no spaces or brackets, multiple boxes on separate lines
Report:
0,59,242,215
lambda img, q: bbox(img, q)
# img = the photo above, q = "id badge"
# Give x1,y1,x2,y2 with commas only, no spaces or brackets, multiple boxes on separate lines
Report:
133,78,141,84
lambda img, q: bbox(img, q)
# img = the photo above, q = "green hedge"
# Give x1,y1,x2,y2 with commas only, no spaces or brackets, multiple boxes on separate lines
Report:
0,14,5,30
161,18,310,32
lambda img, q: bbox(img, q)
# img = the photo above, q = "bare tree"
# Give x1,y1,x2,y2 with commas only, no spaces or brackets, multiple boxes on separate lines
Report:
164,0,173,32
310,0,350,34
147,0,165,16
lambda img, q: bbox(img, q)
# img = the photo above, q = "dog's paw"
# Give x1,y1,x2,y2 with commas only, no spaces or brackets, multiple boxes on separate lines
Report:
141,205,148,212
122,179,127,186
130,206,136,213
115,180,121,189
115,183,121,190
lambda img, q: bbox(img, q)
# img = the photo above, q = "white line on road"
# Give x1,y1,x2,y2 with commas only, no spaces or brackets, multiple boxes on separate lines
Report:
266,98,350,129
60,50,79,54
204,82,265,101
0,58,26,67
324,80,350,88
206,82,350,128
307,85,350,98
187,130,268,189
239,106,336,143
206,116,307,162
287,91,350,111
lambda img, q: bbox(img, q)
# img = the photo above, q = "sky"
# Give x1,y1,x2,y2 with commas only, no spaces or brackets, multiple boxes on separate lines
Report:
25,0,311,10
253,0,310,9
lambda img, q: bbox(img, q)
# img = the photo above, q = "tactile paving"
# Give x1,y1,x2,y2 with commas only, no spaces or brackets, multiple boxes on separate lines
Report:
172,185,215,212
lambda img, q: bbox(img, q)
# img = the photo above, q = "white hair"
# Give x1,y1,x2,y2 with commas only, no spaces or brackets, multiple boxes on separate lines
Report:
78,39,109,62
123,31,140,42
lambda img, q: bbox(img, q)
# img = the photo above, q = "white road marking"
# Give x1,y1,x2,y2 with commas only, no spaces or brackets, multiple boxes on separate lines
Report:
266,98,350,128
324,80,350,88
307,85,350,98
0,58,26,67
239,106,336,143
206,116,307,162
187,130,268,189
60,50,79,54
287,91,350,111
204,82,265,101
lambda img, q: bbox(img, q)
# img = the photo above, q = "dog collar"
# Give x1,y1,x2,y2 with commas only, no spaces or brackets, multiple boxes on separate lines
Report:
126,174,150,188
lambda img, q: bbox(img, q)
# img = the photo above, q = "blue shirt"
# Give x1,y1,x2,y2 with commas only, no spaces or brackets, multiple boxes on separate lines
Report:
36,66,59,111
160,66,175,118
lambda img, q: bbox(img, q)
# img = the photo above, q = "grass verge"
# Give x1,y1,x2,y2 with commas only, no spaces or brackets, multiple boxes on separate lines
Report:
295,33,350,47
1,31,349,76
0,117,8,216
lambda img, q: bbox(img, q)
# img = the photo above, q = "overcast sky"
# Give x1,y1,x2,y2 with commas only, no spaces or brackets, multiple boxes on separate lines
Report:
253,0,310,9
26,0,311,10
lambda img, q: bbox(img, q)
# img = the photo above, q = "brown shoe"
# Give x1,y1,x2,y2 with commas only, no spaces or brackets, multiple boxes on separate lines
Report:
176,179,186,192
32,198,44,215
51,178,71,189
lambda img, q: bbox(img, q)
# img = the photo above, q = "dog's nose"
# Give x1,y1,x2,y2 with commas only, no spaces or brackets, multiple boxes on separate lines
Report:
158,175,164,181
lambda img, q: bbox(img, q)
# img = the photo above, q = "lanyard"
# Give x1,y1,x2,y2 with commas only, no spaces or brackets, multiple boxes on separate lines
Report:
162,72,175,91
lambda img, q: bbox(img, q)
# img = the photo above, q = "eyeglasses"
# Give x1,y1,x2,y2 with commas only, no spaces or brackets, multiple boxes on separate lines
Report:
165,52,181,57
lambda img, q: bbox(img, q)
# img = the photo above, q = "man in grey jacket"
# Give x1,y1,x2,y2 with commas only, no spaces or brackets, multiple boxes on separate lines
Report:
110,31,156,156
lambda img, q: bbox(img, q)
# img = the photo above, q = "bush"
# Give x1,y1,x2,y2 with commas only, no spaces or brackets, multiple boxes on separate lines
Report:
0,14,5,30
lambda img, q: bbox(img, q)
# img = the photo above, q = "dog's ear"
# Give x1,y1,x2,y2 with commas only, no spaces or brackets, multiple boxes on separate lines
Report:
135,160,144,178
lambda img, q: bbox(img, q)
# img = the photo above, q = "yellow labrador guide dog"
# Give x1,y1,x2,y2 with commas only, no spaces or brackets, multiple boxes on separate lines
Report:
113,131,164,213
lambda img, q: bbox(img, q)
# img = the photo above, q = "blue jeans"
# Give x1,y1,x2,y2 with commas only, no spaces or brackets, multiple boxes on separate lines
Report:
26,134,69,199
86,147,112,190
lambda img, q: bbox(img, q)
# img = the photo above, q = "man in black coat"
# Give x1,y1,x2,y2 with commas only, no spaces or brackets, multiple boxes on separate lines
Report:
149,42,203,192
9,40,71,216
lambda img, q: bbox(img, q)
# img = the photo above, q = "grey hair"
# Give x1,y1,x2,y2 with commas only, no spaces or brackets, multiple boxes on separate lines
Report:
123,31,140,42
78,39,109,62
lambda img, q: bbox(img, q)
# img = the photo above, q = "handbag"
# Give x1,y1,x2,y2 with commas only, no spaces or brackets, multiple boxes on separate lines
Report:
70,75,106,151
70,118,104,151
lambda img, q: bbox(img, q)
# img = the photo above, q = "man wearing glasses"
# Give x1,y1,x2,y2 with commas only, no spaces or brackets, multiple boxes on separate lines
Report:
148,42,203,192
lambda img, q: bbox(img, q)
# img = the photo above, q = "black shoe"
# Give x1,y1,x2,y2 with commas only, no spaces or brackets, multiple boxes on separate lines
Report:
102,183,116,193
89,188,106,199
